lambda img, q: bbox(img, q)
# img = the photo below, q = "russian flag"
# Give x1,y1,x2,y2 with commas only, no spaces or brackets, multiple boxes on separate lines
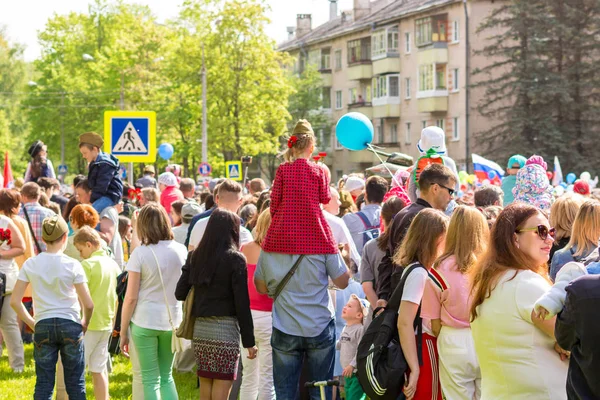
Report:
472,154,505,184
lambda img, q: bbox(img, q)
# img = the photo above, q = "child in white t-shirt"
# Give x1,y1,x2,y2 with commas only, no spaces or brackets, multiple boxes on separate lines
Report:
10,216,94,400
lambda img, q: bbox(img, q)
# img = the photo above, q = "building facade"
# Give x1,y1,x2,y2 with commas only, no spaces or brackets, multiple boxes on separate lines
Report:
278,0,501,181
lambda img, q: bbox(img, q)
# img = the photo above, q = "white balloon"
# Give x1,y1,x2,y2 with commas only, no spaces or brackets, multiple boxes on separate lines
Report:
581,171,592,182
553,186,565,197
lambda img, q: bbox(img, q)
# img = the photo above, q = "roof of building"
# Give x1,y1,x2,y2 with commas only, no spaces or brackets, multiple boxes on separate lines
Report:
278,0,458,52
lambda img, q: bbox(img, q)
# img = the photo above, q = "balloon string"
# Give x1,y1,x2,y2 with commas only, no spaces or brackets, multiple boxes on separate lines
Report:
367,143,402,188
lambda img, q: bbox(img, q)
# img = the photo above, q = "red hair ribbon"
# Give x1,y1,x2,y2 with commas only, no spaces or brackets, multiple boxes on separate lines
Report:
287,136,298,148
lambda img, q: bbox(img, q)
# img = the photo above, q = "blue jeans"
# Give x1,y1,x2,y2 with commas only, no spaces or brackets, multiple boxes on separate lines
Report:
92,196,115,214
271,319,336,400
33,318,86,400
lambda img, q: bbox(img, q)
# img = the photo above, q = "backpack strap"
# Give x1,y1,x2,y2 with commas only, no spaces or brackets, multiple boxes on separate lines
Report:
356,212,375,229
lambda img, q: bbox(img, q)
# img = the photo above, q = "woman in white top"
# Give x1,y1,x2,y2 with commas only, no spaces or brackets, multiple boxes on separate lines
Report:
470,203,569,400
0,214,25,372
120,204,188,400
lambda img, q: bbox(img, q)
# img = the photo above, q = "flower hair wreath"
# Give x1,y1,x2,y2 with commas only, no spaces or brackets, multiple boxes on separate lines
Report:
287,136,298,148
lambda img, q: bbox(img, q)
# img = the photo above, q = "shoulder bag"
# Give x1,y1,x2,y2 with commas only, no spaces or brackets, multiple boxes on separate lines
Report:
149,246,184,353
176,285,195,340
272,255,305,302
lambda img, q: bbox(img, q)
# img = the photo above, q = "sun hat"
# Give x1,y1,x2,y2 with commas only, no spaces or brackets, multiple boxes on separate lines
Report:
158,172,178,187
42,216,69,242
143,165,156,174
417,126,447,155
345,176,365,192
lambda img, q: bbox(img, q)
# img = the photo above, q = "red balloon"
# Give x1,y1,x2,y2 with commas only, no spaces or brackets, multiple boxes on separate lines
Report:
546,171,553,180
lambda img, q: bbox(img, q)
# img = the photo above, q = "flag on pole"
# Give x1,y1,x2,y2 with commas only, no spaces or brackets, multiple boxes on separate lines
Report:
552,156,563,186
3,152,14,189
472,154,505,184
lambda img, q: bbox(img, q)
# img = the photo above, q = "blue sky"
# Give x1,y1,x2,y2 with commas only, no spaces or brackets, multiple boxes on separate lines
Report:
0,0,354,61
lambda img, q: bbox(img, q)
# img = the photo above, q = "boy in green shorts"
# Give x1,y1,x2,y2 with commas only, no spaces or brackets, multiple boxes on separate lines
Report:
74,226,120,400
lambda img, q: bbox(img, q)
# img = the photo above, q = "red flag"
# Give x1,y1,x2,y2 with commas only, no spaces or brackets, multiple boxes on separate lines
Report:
3,152,14,189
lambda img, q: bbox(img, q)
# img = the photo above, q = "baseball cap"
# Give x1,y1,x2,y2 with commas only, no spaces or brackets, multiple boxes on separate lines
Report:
574,180,590,195
42,216,69,242
350,294,370,323
181,202,203,219
417,126,447,155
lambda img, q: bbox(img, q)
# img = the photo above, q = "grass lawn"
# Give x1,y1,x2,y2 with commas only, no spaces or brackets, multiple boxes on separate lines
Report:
0,344,199,399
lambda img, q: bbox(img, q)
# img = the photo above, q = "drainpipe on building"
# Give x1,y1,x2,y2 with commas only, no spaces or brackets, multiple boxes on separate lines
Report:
464,0,471,172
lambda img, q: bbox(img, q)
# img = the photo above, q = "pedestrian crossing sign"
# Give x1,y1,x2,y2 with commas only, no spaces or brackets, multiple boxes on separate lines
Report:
104,111,156,163
226,161,243,181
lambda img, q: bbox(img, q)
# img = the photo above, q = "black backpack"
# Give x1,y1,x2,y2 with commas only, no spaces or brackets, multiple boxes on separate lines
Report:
356,263,424,399
108,270,128,355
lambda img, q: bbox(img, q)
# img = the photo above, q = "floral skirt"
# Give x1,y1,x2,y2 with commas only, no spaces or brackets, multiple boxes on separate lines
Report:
193,316,240,380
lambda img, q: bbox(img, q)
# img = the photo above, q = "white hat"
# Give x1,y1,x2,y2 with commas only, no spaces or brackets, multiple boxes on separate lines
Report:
158,172,178,187
417,126,447,156
345,176,365,192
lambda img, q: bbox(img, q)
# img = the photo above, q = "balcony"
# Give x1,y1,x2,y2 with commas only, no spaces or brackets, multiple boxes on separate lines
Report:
372,97,400,118
372,56,400,76
417,45,448,65
347,102,373,119
320,69,332,87
348,61,373,80
417,90,449,112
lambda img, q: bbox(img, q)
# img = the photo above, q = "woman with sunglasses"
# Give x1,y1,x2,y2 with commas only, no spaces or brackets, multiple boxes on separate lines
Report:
550,200,600,281
470,203,568,400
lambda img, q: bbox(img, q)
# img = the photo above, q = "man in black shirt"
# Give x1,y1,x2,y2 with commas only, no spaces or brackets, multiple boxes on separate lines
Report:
376,163,457,304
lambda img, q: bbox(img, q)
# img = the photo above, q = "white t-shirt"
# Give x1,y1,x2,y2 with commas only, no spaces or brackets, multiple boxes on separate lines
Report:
0,216,19,292
398,264,432,334
18,253,87,324
100,206,124,268
172,223,189,245
126,240,188,331
189,216,253,249
323,211,361,268
471,269,568,400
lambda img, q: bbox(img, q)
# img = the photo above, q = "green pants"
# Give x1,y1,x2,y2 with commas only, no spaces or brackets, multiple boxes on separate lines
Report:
345,374,366,400
130,323,178,400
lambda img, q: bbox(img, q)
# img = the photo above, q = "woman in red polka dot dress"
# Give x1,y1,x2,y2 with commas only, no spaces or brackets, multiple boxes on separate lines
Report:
261,120,338,256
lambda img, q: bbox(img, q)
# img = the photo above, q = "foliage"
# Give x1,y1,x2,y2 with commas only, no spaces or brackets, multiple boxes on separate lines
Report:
473,0,600,174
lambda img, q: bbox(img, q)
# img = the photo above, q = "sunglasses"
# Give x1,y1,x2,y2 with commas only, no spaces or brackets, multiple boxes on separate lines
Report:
436,183,455,197
516,225,556,241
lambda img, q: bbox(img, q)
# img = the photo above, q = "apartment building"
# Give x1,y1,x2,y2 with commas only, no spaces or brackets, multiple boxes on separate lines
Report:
278,0,500,180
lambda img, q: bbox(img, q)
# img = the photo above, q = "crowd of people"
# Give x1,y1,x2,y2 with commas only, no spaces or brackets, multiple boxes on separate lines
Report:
1,124,599,400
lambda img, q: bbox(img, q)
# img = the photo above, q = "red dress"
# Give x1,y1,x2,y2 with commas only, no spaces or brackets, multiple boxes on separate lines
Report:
262,158,338,255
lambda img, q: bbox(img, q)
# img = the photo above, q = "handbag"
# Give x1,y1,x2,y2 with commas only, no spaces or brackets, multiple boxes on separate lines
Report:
272,255,305,302
149,247,184,354
176,285,195,340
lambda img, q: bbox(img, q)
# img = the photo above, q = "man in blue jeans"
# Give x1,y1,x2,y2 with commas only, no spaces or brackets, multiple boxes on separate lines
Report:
255,253,350,399
11,216,94,400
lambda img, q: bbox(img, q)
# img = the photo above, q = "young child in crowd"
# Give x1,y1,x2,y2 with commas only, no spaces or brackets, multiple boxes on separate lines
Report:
535,261,588,320
73,226,120,400
261,119,337,255
118,216,132,263
10,216,94,399
337,294,369,400
78,132,123,214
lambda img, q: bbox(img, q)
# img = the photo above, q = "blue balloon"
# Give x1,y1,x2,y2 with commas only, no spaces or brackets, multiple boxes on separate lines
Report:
335,112,374,151
560,182,568,189
566,173,577,184
158,143,174,160
487,170,497,180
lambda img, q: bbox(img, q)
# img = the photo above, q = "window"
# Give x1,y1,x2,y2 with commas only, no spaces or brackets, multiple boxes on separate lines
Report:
349,88,357,104
391,124,398,143
453,117,460,140
415,14,448,47
335,90,343,109
308,49,320,67
452,20,459,43
334,49,342,70
452,68,459,91
321,48,331,70
419,65,434,91
436,119,445,130
422,120,427,129
347,37,371,64
372,27,398,59
436,64,447,90
388,28,399,52
405,77,411,99
322,88,331,109
377,125,384,143
405,122,411,144
389,76,399,97
405,32,411,53
372,75,400,99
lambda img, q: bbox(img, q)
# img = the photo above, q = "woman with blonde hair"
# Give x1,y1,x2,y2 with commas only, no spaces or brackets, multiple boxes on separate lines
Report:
550,200,600,281
239,208,275,400
422,206,489,400
549,193,584,261
120,204,188,400
470,203,567,399
393,209,449,400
